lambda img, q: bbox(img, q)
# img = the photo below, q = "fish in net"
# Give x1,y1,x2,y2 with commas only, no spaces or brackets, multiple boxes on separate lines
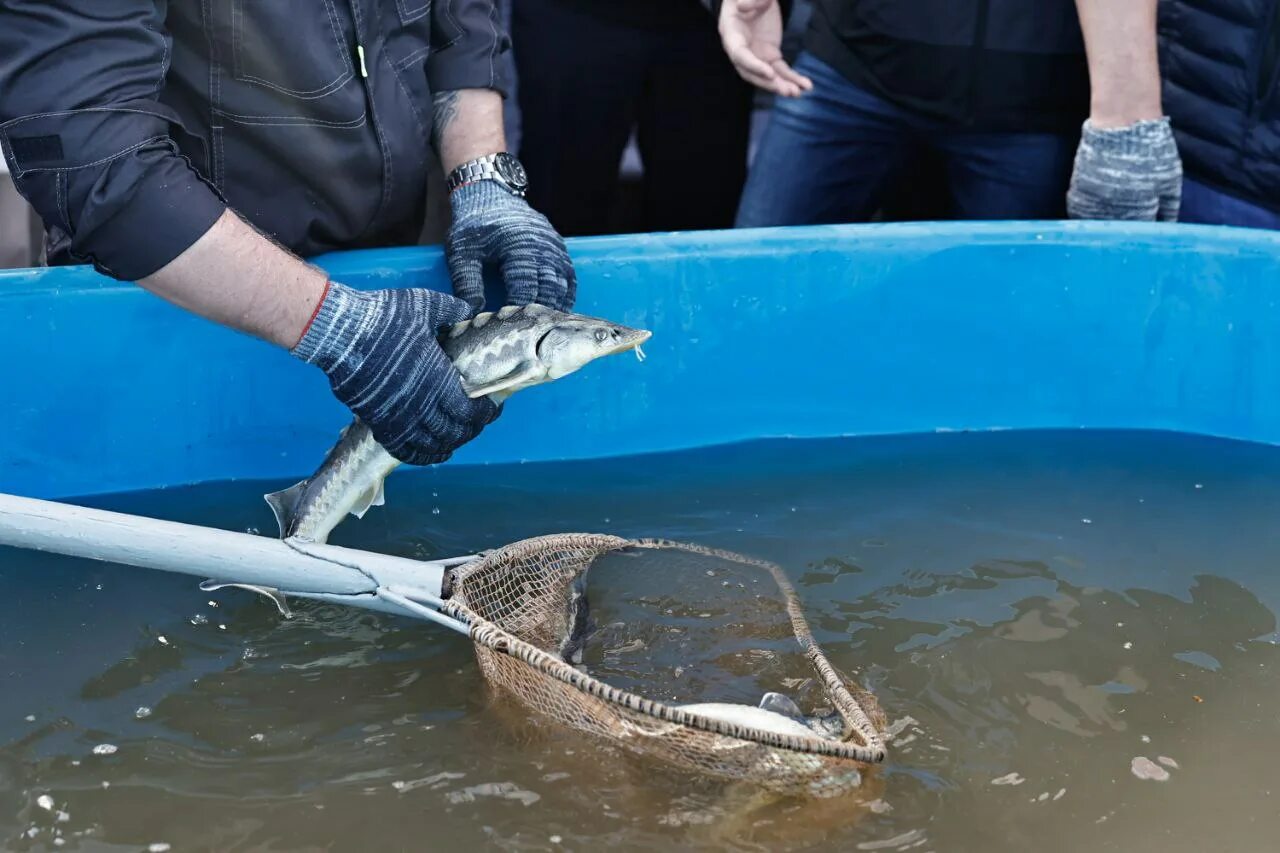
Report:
439,533,888,798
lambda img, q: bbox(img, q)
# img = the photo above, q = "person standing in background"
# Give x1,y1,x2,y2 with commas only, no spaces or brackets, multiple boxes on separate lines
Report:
511,0,754,236
716,0,1183,226
1161,0,1280,229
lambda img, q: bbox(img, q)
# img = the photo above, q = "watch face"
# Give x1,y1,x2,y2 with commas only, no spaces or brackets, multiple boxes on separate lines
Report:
496,153,528,189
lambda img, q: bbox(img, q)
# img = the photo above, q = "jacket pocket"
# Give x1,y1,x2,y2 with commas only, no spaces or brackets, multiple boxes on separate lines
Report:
231,0,354,98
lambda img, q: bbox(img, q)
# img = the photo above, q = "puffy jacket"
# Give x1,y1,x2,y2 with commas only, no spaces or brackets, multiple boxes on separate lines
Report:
0,0,510,281
804,0,1090,132
1160,0,1280,212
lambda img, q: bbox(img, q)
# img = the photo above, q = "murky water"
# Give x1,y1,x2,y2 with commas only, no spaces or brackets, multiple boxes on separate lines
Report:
4,431,1280,851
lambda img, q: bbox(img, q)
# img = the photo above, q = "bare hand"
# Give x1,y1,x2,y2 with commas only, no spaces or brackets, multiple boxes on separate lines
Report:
718,0,813,98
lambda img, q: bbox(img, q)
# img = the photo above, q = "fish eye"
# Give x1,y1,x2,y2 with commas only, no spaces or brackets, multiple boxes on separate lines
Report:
594,329,609,343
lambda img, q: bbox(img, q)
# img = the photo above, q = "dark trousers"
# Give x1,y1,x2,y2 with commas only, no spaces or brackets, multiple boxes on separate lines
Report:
737,52,1079,226
511,0,754,236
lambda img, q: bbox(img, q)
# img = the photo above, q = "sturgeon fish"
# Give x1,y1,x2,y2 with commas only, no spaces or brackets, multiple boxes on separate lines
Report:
266,303,651,543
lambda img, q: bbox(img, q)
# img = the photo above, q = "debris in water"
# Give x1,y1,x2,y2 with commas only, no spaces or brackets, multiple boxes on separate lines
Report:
24,715,35,722
445,781,541,807
149,844,172,852
1123,642,1133,650
1053,788,1067,801
135,707,152,719
36,795,54,811
1081,518,1093,524
550,836,562,844
991,773,1025,786
250,733,265,742
92,744,118,756
1193,695,1204,703
1130,756,1170,781
157,635,169,646
1158,756,1179,769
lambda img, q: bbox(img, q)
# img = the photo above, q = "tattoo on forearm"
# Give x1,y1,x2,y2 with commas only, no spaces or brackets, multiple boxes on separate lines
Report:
431,91,459,148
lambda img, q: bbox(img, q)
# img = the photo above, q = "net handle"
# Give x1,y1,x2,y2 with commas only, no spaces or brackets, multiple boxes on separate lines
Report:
446,599,886,764
626,538,887,756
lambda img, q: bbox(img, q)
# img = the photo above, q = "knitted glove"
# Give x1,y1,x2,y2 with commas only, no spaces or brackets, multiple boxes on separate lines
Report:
446,180,576,312
1067,118,1182,221
292,282,500,465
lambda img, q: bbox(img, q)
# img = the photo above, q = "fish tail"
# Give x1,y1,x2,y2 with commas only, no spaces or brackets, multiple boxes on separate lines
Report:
264,481,309,539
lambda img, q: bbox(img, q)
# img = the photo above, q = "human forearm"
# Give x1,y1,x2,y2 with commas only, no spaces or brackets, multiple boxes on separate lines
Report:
1074,0,1163,127
139,209,326,349
432,89,506,172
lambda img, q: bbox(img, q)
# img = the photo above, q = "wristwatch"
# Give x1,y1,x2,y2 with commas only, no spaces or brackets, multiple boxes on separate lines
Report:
446,152,529,197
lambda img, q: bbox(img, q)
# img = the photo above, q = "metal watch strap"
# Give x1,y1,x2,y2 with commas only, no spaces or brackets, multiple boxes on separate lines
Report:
446,155,525,197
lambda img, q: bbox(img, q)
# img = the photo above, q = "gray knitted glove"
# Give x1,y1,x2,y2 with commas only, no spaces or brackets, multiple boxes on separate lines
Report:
446,180,576,312
1067,118,1182,221
292,282,499,466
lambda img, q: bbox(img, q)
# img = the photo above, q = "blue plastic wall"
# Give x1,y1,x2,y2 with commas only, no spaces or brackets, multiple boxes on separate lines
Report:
3,222,1280,499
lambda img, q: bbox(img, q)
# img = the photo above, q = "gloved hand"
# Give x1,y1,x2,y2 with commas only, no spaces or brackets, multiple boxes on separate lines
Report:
292,282,499,465
1067,118,1182,221
446,180,576,313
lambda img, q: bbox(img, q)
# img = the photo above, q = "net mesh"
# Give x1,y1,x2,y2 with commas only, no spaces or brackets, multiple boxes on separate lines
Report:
442,533,888,798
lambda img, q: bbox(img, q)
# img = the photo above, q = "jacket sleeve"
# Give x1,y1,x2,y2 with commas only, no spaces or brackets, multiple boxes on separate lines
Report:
0,1,226,281
427,0,512,95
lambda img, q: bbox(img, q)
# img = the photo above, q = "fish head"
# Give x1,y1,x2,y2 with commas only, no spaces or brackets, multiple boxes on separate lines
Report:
536,315,652,380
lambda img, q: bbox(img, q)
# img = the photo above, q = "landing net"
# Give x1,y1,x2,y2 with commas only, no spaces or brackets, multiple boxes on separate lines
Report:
441,533,888,798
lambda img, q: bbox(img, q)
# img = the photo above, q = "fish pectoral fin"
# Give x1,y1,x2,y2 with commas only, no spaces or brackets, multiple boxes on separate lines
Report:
264,481,308,538
758,691,806,719
463,361,540,399
349,478,387,520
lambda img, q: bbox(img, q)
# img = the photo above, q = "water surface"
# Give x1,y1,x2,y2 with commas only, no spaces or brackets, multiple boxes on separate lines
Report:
3,431,1279,851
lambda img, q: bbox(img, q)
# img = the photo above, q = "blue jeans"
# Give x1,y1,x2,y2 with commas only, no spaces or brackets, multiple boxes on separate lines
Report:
1180,178,1280,230
736,53,1078,227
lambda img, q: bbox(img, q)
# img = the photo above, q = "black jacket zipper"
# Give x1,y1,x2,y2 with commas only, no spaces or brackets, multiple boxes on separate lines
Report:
343,0,393,241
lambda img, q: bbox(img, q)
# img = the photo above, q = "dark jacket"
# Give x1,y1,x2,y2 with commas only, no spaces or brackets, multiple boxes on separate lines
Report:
803,0,1090,132
1160,0,1280,213
0,1,510,281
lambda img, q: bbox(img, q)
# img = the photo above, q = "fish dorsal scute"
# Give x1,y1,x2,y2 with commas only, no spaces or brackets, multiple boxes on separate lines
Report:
449,319,472,338
471,312,494,329
496,304,521,320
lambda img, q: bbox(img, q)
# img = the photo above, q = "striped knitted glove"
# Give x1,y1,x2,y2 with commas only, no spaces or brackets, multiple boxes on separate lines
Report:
1067,118,1182,222
292,282,499,465
446,180,576,313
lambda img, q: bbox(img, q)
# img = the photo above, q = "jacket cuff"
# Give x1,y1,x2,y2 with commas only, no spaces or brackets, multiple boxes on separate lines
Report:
427,2,512,96
0,107,226,281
